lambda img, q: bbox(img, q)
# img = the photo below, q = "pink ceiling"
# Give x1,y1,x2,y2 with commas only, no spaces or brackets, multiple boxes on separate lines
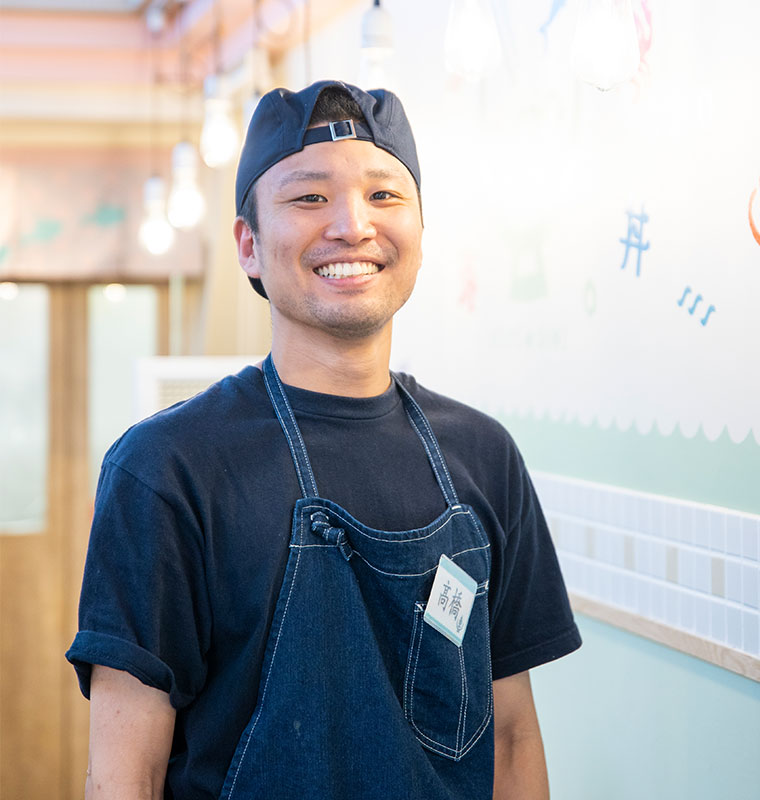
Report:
0,0,359,117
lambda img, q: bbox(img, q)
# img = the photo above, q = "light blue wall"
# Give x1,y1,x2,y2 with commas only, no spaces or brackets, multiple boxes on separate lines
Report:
532,614,760,800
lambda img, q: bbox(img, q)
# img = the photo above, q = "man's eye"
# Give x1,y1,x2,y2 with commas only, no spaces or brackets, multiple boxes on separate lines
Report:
371,191,395,201
297,194,326,203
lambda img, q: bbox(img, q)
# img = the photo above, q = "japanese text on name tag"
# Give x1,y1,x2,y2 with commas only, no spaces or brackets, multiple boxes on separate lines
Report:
423,554,477,647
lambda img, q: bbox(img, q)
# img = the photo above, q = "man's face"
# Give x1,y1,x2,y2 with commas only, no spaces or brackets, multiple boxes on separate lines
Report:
235,137,423,342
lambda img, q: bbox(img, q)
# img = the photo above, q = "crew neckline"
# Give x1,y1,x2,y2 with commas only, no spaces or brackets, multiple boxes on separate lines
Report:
243,366,403,420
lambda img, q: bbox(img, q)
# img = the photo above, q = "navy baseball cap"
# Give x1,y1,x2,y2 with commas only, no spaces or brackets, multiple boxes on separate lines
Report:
235,79,421,298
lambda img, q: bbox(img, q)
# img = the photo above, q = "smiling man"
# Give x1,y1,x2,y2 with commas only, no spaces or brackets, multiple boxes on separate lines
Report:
68,81,581,800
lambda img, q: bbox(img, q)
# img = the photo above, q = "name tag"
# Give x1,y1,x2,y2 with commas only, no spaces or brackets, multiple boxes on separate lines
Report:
423,554,477,647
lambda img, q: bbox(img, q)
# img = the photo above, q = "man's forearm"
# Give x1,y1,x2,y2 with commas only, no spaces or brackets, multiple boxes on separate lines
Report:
492,671,550,800
87,666,175,800
493,727,549,800
85,773,164,800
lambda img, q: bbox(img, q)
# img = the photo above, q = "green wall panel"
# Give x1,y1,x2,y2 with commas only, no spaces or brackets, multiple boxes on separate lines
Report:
500,415,760,515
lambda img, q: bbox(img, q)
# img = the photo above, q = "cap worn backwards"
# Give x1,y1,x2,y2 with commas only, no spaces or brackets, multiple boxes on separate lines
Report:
235,80,421,299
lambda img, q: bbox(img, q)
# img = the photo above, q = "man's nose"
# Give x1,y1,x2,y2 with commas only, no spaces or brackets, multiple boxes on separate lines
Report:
324,195,376,244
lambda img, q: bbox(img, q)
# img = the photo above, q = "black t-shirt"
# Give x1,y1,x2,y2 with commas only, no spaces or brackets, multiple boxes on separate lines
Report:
67,366,581,799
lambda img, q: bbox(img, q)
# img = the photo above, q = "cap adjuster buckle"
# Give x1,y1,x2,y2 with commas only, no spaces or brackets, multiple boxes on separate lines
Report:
329,119,357,141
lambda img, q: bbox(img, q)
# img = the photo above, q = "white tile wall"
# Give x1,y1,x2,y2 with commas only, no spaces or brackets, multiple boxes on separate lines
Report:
744,519,759,561
727,515,742,557
726,561,742,604
743,565,759,609
534,472,760,664
744,611,760,655
710,602,726,642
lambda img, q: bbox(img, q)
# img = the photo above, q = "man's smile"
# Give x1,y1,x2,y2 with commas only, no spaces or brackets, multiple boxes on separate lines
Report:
314,261,383,278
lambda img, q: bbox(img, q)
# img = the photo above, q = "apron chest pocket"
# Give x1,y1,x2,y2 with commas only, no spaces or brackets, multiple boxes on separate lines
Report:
403,590,493,761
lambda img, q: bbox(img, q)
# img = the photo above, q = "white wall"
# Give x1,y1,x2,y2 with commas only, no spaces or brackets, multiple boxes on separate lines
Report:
279,0,760,448
276,3,760,797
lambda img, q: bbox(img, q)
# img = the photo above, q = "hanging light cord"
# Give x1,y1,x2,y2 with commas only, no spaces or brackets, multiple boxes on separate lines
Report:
304,0,312,85
213,0,223,77
252,0,261,93
179,23,189,143
149,31,158,177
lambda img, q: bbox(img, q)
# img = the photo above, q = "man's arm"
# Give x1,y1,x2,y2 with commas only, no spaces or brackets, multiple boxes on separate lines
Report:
492,671,549,800
86,665,176,800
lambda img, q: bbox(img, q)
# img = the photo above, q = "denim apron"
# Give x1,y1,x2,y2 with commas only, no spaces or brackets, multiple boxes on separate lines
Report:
220,355,494,800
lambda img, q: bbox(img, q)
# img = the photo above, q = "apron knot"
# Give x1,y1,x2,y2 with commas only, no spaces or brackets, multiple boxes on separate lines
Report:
310,512,353,561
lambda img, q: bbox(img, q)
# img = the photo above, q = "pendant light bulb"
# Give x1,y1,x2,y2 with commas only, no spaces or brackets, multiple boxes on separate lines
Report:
0,282,19,301
103,283,127,303
360,0,393,89
571,0,640,91
200,75,239,169
444,0,502,82
139,175,175,255
168,141,205,230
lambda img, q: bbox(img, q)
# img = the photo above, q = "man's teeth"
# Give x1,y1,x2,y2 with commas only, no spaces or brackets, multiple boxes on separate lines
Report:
315,261,380,278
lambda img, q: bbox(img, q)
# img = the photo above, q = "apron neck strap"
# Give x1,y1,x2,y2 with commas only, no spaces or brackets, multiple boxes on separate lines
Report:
392,376,460,507
262,354,460,506
262,354,319,498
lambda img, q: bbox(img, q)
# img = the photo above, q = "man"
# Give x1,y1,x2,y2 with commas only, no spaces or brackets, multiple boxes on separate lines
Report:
67,80,581,800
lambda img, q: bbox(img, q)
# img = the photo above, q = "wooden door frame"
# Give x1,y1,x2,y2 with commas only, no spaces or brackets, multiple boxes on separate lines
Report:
0,281,170,799
0,284,89,798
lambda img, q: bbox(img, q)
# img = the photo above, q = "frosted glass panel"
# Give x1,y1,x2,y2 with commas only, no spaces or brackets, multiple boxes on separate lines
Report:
0,284,49,533
88,285,157,494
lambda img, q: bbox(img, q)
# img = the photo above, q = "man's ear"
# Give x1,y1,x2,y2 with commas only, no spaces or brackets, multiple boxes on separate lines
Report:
232,217,261,278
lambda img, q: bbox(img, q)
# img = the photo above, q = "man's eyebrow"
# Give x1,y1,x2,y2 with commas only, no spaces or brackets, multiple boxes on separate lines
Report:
276,166,407,190
365,167,405,180
277,170,331,189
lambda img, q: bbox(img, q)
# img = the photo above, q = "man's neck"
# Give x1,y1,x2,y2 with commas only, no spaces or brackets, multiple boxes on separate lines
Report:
269,322,393,398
